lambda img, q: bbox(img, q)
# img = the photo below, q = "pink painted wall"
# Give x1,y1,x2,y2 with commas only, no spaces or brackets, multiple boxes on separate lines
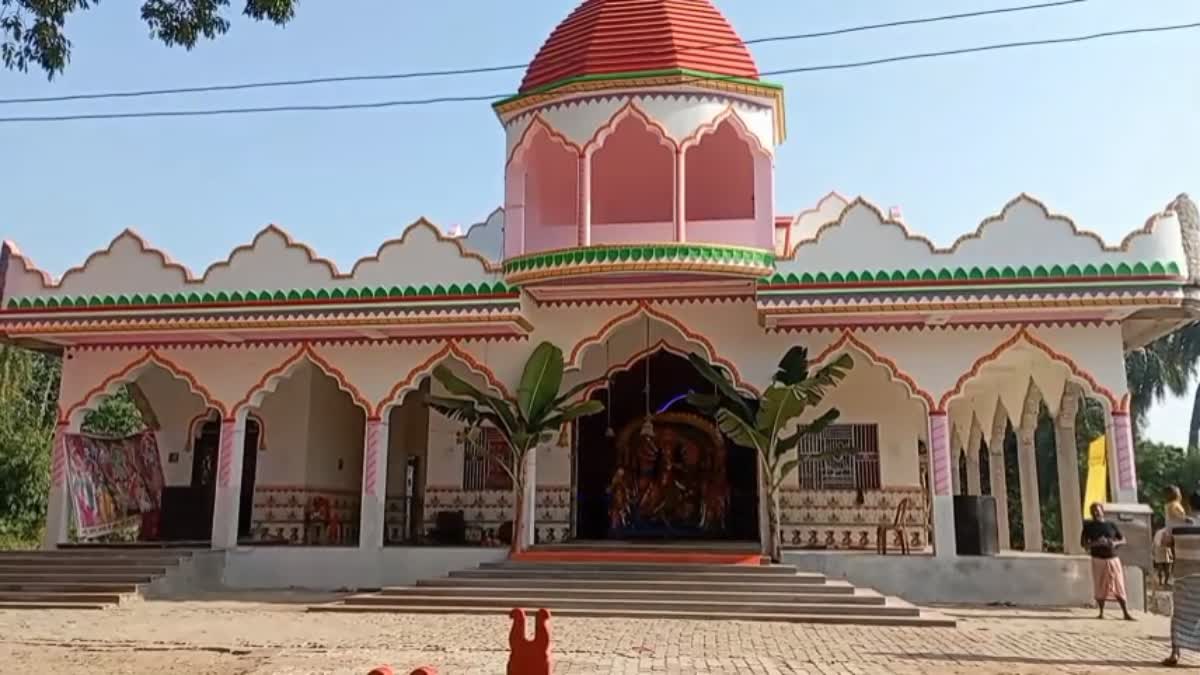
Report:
686,121,754,222
590,116,674,226
523,129,579,253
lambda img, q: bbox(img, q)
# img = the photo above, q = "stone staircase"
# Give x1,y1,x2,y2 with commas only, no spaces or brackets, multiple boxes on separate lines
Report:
0,548,195,610
312,559,955,627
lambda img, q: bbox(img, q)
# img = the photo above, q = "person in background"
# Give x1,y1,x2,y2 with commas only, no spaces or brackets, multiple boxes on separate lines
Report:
1162,487,1200,667
1155,486,1191,586
1082,502,1135,621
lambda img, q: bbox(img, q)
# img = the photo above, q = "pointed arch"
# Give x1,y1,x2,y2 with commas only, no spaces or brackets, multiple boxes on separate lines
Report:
186,408,266,451
678,106,770,156
61,349,223,425
587,103,676,229
231,344,372,415
938,327,1119,411
506,114,582,168
374,341,510,418
811,331,936,412
565,301,758,396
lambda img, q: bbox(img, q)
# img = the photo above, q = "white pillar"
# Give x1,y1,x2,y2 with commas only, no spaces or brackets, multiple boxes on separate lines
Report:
928,412,957,558
1110,411,1138,503
42,422,73,549
522,447,538,548
211,411,248,549
988,404,1012,551
1056,386,1084,554
966,419,983,496
1017,393,1043,552
578,152,592,247
360,417,390,549
674,148,687,242
950,425,963,496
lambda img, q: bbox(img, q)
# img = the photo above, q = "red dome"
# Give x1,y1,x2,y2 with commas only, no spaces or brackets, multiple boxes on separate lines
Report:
520,0,759,94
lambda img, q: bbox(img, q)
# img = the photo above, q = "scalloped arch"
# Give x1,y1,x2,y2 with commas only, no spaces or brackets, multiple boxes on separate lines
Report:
810,331,936,412
584,101,678,156
784,194,1177,262
678,105,771,157
374,341,510,417
566,301,759,396
231,345,372,415
61,350,224,425
506,114,583,168
185,408,266,451
938,327,1119,411
348,219,500,276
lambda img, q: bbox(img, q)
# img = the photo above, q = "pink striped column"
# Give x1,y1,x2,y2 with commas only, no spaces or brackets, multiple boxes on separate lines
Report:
42,423,71,549
211,416,246,549
360,417,390,549
928,412,957,558
1111,411,1138,503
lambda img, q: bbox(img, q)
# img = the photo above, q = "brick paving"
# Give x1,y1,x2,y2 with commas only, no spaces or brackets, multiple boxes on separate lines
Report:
0,596,1187,674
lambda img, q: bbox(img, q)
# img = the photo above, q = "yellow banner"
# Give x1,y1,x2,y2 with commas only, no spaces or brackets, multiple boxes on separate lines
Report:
1084,435,1107,513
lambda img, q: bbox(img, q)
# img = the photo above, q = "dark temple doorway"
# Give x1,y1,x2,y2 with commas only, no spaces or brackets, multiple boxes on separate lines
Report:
576,350,759,542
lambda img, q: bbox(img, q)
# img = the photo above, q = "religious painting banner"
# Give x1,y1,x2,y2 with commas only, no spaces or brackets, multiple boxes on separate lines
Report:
65,431,165,539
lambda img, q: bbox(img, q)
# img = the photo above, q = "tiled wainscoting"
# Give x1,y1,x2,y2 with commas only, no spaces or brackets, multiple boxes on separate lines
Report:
778,487,928,550
250,486,361,544
423,486,571,543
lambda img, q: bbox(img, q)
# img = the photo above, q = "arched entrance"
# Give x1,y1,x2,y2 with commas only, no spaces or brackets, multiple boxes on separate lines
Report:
576,350,758,542
189,417,262,542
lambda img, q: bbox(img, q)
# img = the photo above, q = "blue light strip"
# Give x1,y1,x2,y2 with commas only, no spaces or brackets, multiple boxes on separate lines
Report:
656,390,693,414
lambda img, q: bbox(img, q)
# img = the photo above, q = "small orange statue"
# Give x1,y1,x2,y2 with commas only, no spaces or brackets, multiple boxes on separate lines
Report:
508,608,552,675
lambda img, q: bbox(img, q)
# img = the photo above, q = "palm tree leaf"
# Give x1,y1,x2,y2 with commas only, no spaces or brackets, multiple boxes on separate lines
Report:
518,341,564,423
550,376,605,408
685,392,721,413
542,400,605,429
776,408,841,456
773,346,810,385
687,352,755,422
429,365,520,436
715,408,768,451
756,385,808,446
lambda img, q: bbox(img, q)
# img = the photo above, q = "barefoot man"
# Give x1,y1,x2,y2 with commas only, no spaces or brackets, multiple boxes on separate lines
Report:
1082,503,1135,621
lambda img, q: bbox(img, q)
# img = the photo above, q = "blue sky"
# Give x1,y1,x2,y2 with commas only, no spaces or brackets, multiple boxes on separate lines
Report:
2,0,1198,444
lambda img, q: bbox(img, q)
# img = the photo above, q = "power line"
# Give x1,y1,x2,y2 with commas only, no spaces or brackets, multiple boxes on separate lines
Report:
0,0,1089,106
0,19,1195,124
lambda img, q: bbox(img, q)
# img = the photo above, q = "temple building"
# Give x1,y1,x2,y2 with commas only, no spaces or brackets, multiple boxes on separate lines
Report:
1,0,1197,606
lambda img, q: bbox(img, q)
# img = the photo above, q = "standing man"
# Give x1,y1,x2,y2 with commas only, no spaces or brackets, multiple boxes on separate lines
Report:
1082,502,1135,621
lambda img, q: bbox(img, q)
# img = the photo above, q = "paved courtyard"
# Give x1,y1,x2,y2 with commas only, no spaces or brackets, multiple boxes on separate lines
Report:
0,594,1187,674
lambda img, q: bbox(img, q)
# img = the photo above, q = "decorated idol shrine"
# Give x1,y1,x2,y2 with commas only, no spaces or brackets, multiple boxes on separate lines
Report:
1,0,1197,609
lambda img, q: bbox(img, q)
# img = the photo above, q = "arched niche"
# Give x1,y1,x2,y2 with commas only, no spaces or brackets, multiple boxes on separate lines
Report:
509,124,580,254
685,118,755,222
589,113,675,239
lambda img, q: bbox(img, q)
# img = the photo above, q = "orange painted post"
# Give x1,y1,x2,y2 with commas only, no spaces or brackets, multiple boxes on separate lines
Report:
507,608,552,675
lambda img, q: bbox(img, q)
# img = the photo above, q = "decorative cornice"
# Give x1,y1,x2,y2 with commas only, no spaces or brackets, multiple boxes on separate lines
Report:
494,69,786,143
4,281,516,312
759,261,1181,292
504,243,775,286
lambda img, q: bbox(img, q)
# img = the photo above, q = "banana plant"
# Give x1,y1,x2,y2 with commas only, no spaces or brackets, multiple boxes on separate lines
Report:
426,341,603,554
688,347,853,563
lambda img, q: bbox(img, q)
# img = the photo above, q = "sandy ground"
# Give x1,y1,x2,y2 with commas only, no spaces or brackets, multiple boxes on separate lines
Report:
0,593,1188,674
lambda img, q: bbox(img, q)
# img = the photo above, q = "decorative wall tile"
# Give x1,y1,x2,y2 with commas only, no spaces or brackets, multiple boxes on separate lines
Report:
778,487,927,551
251,485,361,545
423,486,571,543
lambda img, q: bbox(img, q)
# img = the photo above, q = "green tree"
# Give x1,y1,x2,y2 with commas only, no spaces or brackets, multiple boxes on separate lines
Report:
687,347,853,564
2,0,297,77
426,341,603,554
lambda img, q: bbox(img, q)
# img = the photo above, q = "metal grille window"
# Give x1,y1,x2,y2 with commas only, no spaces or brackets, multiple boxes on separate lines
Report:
796,424,881,490
462,427,514,491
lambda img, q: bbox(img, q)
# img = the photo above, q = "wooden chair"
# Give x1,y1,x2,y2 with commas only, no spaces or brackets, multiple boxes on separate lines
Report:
876,498,912,555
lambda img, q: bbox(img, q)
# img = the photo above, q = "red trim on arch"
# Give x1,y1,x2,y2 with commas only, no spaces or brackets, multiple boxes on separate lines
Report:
61,349,225,423
230,344,372,415
374,341,511,417
811,331,936,411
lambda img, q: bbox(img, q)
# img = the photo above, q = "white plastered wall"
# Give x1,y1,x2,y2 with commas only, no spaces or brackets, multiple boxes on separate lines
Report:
132,366,210,487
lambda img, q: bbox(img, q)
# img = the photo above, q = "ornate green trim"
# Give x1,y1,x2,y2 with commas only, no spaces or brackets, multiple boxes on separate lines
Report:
504,243,775,277
494,68,782,108
760,261,1182,289
5,281,516,312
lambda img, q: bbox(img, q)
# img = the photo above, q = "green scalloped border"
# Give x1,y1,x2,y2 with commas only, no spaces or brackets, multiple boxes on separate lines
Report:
759,261,1182,289
503,243,776,276
4,281,516,312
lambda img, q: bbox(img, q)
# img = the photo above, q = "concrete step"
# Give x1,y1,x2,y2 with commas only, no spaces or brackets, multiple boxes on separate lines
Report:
309,603,954,627
372,586,885,605
416,577,856,594
0,572,155,584
332,594,917,617
0,581,141,593
449,569,828,584
0,591,127,604
0,559,169,569
0,600,109,611
479,561,798,574
0,556,181,567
